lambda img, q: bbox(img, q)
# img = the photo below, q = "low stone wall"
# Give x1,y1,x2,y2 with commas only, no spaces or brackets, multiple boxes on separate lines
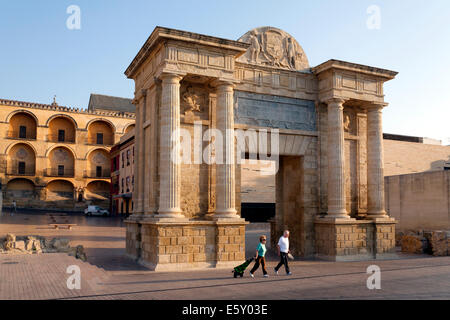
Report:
314,218,396,261
400,230,450,256
126,218,247,271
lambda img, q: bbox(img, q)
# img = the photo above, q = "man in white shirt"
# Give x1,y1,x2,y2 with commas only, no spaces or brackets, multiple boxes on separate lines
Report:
274,230,292,275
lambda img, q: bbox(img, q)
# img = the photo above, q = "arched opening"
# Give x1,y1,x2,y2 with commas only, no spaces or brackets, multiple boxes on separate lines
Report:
85,181,110,207
45,146,75,177
8,112,37,140
124,124,135,134
7,143,36,176
86,149,111,178
48,116,76,143
6,179,36,206
87,120,114,145
46,180,74,201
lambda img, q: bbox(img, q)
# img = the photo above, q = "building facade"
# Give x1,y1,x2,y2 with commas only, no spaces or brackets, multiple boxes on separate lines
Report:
125,26,399,270
0,97,135,211
111,129,135,215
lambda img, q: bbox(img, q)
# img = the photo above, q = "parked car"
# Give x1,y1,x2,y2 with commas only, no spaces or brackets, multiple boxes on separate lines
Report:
84,205,110,217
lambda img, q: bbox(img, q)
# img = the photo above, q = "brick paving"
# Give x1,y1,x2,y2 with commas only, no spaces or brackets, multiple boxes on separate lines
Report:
0,212,449,300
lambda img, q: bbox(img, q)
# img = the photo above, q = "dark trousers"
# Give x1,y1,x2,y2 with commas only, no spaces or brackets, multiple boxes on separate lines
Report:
275,252,290,274
250,256,267,275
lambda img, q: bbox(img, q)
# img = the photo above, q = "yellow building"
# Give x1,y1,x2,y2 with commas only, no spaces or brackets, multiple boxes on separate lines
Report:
0,95,135,211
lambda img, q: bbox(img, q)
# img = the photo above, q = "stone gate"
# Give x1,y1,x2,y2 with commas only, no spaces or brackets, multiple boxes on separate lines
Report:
124,26,398,270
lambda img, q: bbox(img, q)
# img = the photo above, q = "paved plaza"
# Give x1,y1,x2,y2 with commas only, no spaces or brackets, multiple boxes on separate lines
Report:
0,212,449,300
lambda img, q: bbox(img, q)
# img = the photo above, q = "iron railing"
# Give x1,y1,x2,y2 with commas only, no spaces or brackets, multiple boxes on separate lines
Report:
44,168,75,177
6,130,36,140
46,134,75,143
6,168,36,176
83,169,111,179
86,137,114,146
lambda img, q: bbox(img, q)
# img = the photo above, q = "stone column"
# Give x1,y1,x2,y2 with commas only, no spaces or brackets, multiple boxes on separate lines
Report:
366,104,388,218
157,73,184,218
214,81,238,219
134,92,145,215
326,98,348,218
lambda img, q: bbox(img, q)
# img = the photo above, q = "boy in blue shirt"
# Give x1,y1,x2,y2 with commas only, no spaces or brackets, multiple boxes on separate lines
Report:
250,235,269,278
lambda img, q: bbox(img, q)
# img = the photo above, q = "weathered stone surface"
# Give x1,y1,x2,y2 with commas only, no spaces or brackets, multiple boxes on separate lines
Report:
0,234,85,259
400,234,427,254
428,231,449,256
51,238,70,250
14,241,25,251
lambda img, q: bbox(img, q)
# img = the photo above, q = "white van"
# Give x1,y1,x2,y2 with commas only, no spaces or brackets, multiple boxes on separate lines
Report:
84,205,110,217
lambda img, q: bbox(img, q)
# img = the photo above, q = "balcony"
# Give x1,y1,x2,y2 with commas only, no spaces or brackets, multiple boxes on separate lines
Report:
6,168,36,176
46,134,75,144
83,169,111,179
86,137,114,146
6,130,36,140
44,168,75,177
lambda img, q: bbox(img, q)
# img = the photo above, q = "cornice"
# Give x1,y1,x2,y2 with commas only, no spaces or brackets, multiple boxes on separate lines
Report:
0,98,136,119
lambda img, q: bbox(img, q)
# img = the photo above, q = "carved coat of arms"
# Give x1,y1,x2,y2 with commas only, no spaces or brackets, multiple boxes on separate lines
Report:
237,27,309,71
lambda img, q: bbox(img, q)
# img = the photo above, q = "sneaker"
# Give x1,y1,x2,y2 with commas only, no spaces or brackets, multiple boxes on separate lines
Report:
250,273,254,278
287,272,292,276
274,268,279,275
264,274,269,278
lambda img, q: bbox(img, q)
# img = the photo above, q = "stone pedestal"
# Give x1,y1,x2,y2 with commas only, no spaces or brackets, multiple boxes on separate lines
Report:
314,217,397,261
126,218,247,271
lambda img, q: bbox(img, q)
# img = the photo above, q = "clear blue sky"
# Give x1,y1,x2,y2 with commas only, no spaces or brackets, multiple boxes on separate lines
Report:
1,0,449,143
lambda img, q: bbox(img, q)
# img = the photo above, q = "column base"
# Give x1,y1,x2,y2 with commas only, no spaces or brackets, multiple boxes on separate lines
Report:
366,211,391,220
157,207,185,219
145,215,190,223
325,213,353,221
213,209,241,220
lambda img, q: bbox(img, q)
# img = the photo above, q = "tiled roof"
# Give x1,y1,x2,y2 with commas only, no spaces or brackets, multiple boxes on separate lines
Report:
88,94,135,113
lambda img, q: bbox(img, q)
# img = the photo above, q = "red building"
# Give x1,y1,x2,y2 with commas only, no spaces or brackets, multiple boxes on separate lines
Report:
110,129,135,216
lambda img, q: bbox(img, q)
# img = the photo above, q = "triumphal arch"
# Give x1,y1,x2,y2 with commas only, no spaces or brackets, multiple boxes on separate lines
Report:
124,26,398,270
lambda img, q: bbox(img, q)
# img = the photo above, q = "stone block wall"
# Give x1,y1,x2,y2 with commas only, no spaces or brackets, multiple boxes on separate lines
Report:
126,220,246,271
314,219,396,261
374,223,397,257
125,220,141,259
216,224,246,263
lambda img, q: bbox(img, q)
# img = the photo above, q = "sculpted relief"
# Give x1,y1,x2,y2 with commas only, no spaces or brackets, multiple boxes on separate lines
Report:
182,86,202,113
237,27,310,71
180,84,209,121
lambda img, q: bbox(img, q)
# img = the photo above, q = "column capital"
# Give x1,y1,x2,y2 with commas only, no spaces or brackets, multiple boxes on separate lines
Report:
365,102,388,111
325,97,346,106
159,72,184,84
210,79,235,91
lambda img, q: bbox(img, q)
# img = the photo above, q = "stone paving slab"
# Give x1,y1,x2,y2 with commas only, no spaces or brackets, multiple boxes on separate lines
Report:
1,213,449,300
1,253,449,300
